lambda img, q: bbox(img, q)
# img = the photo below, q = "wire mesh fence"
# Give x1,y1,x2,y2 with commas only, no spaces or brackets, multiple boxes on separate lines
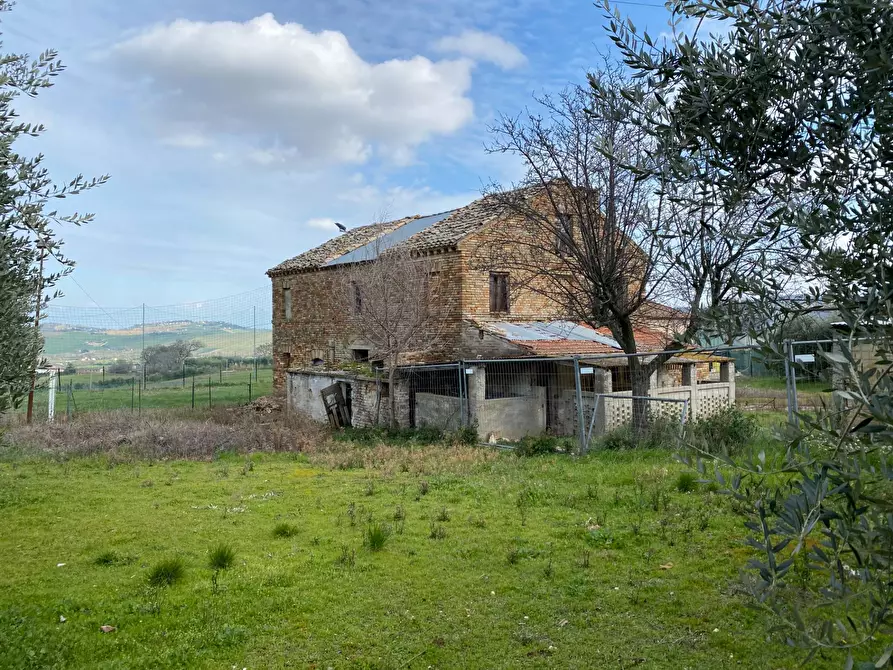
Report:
18,287,275,422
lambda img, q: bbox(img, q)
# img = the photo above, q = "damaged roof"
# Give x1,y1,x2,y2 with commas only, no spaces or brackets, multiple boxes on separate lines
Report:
267,193,508,276
475,320,728,361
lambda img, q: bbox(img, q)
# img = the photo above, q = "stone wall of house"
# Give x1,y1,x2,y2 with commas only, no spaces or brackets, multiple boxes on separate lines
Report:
270,253,466,389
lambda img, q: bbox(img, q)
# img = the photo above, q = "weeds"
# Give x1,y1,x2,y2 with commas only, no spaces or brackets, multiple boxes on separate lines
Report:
676,472,698,493
337,545,356,568
469,515,486,528
435,506,450,522
418,480,429,497
93,550,133,566
429,521,447,540
147,557,185,588
393,504,405,521
579,550,591,569
363,480,375,497
208,544,235,593
273,522,299,538
364,522,391,551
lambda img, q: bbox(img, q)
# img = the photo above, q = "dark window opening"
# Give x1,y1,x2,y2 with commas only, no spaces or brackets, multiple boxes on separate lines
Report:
311,358,325,366
283,287,292,321
611,366,632,392
282,352,292,370
555,214,573,256
352,282,362,314
379,381,390,398
489,272,510,313
352,349,370,363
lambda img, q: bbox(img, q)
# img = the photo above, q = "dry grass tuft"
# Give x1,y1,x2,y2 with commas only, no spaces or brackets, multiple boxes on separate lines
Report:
1,406,325,461
1,405,497,474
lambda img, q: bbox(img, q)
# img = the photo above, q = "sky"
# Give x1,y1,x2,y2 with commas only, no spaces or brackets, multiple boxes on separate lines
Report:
4,0,675,309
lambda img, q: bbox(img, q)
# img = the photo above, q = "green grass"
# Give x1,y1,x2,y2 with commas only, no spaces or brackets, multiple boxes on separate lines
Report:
23,368,273,416
0,445,856,668
737,376,831,394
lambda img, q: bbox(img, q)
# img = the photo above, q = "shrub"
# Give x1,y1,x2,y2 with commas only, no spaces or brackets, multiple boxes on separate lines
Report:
94,550,121,566
273,522,298,538
687,406,757,455
515,434,560,457
147,557,185,587
596,415,683,450
675,471,698,493
208,544,235,572
451,425,479,446
364,522,391,551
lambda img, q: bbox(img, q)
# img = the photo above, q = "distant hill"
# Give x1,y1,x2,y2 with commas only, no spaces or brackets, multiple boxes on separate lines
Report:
41,320,273,364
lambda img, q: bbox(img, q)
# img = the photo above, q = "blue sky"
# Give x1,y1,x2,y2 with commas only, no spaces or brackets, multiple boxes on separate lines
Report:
5,0,673,308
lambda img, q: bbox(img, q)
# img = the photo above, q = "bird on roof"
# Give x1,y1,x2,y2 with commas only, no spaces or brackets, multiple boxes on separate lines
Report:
334,222,347,233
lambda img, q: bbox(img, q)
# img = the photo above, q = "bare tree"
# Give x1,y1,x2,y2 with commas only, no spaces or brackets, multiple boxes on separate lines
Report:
478,68,794,431
339,237,447,428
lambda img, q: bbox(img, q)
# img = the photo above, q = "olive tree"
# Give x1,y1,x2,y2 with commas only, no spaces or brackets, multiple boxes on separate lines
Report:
0,1,108,414
603,0,893,662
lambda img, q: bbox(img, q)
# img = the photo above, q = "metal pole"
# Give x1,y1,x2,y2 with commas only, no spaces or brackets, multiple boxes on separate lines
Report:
131,377,135,412
138,379,142,417
208,376,212,408
102,365,105,382
142,303,146,386
66,382,71,420
783,339,795,426
248,379,252,403
457,361,465,427
253,305,257,381
573,357,586,455
192,375,195,409
789,341,800,428
48,370,56,422
26,241,47,424
219,364,222,384
183,361,186,387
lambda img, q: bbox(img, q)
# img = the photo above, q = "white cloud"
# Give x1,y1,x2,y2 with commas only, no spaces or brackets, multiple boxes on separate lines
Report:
435,30,526,70
306,217,339,230
112,13,476,166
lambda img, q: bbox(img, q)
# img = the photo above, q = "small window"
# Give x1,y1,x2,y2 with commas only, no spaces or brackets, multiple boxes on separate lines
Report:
311,358,325,366
283,287,292,321
555,214,573,256
352,349,369,363
379,381,390,398
489,273,510,313
351,281,362,314
282,352,292,369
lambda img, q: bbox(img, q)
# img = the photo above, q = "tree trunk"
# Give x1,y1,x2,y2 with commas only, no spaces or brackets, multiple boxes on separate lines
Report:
628,356,652,438
388,364,398,430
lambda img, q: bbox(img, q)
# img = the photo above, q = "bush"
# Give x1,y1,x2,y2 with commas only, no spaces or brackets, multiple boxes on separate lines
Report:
675,471,698,493
273,522,298,538
147,557,185,587
687,406,757,455
106,359,133,375
596,415,681,450
208,544,235,571
364,522,391,551
515,434,560,456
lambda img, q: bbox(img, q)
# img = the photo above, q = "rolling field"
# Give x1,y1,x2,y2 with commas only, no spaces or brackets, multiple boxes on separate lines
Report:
41,321,272,364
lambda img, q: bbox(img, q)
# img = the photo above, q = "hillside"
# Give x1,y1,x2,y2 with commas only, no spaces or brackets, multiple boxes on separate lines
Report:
41,320,273,364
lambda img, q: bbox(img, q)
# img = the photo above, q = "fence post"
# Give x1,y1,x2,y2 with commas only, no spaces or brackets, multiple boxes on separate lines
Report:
208,376,212,408
102,365,105,383
573,357,586,455
131,377,135,412
48,370,57,422
138,379,142,417
783,339,797,427
248,379,252,403
457,361,466,427
182,362,186,387
219,365,223,384
191,375,195,409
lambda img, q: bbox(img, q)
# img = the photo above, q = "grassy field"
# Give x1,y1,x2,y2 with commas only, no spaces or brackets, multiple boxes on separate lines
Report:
0,423,853,669
736,376,830,394
24,369,273,417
